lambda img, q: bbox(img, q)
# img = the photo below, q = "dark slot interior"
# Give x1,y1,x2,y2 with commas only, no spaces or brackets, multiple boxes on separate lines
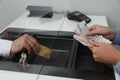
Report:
36,37,55,48
52,38,73,51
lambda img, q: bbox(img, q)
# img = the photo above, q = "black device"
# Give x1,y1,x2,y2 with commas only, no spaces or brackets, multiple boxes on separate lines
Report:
67,11,91,23
26,5,53,18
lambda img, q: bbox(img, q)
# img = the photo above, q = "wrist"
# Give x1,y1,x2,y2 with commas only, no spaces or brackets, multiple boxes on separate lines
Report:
114,59,120,74
110,28,116,40
10,41,15,55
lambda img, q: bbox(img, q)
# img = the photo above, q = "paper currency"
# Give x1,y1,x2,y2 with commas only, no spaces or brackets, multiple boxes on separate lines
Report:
74,21,111,47
73,34,94,47
78,21,99,40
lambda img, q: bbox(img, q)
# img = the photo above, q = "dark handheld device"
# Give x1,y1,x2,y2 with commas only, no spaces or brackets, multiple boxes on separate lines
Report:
67,11,91,23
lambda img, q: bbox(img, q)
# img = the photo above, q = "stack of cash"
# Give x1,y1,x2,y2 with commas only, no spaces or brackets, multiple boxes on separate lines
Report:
74,21,111,47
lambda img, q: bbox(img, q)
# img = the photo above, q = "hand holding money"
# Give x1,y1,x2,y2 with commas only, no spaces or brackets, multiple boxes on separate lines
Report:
73,21,111,47
74,25,93,47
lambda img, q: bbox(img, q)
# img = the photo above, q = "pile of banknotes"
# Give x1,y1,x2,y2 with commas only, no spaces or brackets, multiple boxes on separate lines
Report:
74,21,111,47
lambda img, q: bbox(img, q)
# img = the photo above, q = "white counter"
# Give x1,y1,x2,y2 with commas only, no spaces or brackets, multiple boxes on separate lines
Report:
1,11,108,33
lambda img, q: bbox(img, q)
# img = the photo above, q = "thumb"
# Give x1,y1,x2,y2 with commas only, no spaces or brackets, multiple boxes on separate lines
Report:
87,30,98,36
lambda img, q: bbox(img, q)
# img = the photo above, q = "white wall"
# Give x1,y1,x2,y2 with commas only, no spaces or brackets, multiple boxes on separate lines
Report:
28,0,70,12
0,0,70,31
0,0,31,31
0,0,120,31
70,0,120,28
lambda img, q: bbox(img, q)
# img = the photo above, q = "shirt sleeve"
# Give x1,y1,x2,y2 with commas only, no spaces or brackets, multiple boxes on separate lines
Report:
0,39,12,57
114,60,120,74
112,28,120,45
113,28,120,74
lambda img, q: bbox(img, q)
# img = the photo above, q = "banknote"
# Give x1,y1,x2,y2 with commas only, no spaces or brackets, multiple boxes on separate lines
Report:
73,34,94,47
77,21,99,40
74,21,111,47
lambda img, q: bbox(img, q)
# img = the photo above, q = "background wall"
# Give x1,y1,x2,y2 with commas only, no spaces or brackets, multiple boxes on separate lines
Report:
70,0,120,28
0,0,31,31
0,0,120,31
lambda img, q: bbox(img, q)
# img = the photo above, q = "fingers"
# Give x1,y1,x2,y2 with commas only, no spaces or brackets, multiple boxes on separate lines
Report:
87,30,98,36
23,34,40,54
88,40,100,54
88,24,97,31
27,35,39,52
26,39,37,54
87,24,100,36
10,35,33,54
88,40,105,51
11,34,40,55
23,41,32,54
88,40,100,47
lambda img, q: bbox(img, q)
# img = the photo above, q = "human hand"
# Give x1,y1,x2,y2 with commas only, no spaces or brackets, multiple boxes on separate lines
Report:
10,34,40,54
88,40,120,65
87,25,116,40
